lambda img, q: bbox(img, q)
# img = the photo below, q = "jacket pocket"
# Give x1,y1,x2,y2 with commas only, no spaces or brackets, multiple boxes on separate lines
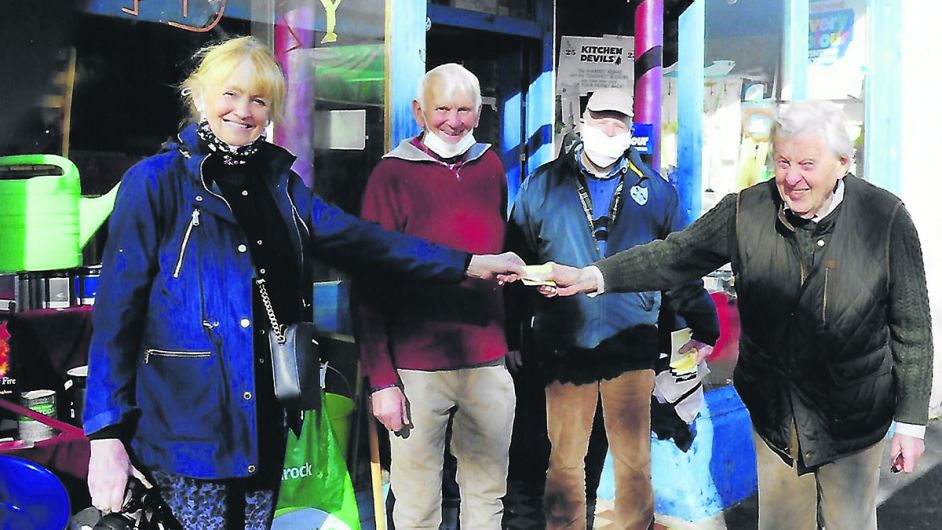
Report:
144,348,211,364
172,209,201,278
138,346,222,443
827,359,894,436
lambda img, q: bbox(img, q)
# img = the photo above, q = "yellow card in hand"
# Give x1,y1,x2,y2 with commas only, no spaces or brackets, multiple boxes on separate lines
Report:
669,327,697,375
521,264,555,286
670,352,698,374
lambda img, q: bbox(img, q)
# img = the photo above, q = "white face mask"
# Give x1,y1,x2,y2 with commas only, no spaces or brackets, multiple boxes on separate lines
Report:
581,124,631,169
422,130,476,159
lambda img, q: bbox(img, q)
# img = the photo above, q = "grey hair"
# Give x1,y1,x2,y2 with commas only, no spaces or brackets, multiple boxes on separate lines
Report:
771,99,855,161
415,63,482,112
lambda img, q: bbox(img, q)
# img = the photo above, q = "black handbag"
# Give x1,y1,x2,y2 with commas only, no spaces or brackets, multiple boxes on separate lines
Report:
257,278,321,410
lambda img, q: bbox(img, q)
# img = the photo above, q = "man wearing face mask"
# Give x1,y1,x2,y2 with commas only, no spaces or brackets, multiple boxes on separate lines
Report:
505,88,719,529
355,63,516,529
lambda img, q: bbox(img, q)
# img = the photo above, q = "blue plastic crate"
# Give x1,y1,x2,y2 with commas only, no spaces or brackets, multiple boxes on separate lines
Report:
596,384,757,521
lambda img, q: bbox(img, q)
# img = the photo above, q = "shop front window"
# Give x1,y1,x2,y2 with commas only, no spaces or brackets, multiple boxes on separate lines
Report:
659,0,871,215
806,0,866,177
700,0,784,207
271,0,386,219
2,1,386,277
2,2,294,210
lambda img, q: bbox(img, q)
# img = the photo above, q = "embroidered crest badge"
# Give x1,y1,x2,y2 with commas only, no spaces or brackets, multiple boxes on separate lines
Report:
630,184,648,206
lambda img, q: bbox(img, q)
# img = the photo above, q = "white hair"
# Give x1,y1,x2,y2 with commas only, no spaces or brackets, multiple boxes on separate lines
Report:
415,63,482,112
772,99,855,161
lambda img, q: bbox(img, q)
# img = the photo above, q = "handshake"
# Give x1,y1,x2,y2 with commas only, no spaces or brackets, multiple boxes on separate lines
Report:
468,253,598,297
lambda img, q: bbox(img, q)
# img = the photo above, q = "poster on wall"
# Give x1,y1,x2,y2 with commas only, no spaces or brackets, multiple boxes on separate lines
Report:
556,35,635,155
557,35,635,96
809,8,855,62
807,0,866,100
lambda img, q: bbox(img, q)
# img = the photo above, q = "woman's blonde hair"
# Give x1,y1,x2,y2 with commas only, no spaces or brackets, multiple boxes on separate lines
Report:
180,36,286,124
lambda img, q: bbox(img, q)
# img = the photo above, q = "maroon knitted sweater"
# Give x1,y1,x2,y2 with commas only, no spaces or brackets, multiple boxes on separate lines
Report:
357,137,509,390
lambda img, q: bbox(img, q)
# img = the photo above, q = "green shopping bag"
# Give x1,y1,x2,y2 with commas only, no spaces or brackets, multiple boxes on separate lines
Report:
275,393,360,530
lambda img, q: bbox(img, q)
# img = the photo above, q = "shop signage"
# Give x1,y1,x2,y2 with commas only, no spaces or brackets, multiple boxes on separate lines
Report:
556,35,636,143
0,321,16,439
116,0,229,32
809,8,855,63
85,0,344,37
557,35,635,96
807,0,865,100
631,123,653,155
0,322,12,391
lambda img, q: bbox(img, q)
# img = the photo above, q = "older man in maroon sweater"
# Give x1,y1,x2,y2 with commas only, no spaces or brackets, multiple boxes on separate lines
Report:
356,63,515,529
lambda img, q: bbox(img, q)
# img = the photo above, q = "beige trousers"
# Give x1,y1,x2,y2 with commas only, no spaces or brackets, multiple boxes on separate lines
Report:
389,363,516,530
754,430,885,530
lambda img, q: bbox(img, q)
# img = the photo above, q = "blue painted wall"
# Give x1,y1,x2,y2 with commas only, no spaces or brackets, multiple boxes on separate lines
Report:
784,0,809,101
676,0,704,223
864,0,901,194
386,0,426,149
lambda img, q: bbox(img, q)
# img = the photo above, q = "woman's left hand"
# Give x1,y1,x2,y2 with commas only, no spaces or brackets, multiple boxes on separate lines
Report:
88,439,153,513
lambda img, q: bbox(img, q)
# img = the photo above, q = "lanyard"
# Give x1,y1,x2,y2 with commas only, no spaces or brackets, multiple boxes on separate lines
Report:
575,175,624,238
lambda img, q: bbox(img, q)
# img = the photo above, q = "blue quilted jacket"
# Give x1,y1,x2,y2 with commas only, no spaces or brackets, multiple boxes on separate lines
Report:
84,125,468,479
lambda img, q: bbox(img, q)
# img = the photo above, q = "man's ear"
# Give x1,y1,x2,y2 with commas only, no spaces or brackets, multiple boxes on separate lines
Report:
839,155,851,175
412,100,426,129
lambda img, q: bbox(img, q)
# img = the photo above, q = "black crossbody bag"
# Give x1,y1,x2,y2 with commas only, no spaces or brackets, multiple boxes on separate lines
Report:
256,278,321,410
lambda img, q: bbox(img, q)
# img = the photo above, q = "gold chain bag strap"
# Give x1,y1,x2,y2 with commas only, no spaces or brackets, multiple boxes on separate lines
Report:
256,278,321,410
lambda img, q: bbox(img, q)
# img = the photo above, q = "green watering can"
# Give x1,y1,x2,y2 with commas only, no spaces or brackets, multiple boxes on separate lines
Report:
0,154,120,273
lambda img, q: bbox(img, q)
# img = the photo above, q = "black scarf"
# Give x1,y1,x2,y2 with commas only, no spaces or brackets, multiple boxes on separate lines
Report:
196,119,266,166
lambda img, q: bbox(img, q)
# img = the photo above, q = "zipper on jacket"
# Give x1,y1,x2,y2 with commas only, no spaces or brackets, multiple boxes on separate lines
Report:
285,186,309,274
285,187,310,240
198,155,234,213
173,209,201,278
144,348,211,363
822,259,834,325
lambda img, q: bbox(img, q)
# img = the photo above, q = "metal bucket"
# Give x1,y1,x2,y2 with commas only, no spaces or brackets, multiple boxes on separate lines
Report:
15,271,73,311
18,389,56,442
73,265,101,306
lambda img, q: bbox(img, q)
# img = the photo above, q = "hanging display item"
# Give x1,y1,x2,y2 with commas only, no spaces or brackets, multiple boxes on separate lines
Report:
0,154,119,273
